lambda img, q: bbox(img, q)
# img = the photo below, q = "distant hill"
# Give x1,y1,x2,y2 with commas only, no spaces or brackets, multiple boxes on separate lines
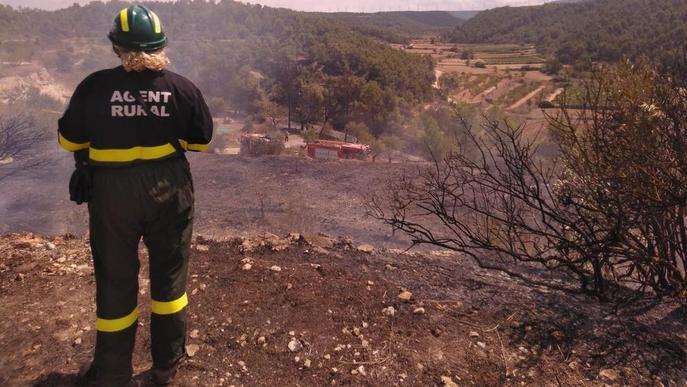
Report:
447,10,479,19
319,11,465,43
448,0,687,65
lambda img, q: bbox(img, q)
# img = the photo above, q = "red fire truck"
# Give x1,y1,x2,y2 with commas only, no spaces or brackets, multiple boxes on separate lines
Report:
306,140,371,161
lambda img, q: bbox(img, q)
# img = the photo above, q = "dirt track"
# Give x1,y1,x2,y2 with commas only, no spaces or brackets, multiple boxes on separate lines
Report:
2,233,685,386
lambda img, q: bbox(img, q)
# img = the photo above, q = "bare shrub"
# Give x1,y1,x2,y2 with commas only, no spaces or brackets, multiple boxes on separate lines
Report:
0,114,45,181
368,59,687,301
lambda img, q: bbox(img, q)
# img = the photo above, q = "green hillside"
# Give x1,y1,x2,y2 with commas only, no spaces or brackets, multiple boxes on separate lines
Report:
319,11,465,43
448,0,687,65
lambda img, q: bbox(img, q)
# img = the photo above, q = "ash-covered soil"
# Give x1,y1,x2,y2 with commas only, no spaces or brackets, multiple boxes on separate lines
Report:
2,232,685,387
0,153,414,248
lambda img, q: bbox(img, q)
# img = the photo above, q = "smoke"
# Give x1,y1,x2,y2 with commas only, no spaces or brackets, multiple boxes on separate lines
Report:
0,0,553,12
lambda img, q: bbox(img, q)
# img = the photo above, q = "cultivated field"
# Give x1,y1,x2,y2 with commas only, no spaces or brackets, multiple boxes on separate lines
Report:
398,40,558,116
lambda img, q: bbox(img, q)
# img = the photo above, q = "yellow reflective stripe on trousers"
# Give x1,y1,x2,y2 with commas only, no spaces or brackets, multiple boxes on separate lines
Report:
58,133,90,152
89,143,176,163
178,139,209,152
151,293,188,315
96,307,138,333
119,8,129,32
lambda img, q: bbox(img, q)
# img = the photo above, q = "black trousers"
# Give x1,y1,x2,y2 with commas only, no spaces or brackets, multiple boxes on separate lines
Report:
87,157,194,386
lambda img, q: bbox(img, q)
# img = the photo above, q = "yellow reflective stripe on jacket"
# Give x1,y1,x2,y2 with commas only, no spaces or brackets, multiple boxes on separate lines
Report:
119,8,130,32
151,293,188,315
89,143,176,163
178,139,209,152
58,133,90,152
96,307,138,332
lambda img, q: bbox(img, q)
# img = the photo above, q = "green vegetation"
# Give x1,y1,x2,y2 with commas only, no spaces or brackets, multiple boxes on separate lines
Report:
0,1,436,140
448,0,687,67
495,81,542,106
319,11,464,43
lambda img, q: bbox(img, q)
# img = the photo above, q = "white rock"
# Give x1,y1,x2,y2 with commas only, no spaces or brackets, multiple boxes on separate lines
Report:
186,344,200,357
382,306,396,317
357,365,367,376
469,331,480,338
441,375,459,387
356,244,374,253
270,265,282,272
413,307,426,315
398,290,413,301
324,354,331,360
190,329,200,339
599,369,619,382
242,263,252,271
304,359,311,368
476,341,486,349
288,338,303,352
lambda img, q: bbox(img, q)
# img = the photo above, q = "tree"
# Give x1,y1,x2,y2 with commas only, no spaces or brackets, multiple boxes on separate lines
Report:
346,122,372,144
259,97,286,130
228,65,265,115
439,73,462,92
207,97,226,117
368,60,687,301
543,58,562,75
380,134,403,163
294,80,325,131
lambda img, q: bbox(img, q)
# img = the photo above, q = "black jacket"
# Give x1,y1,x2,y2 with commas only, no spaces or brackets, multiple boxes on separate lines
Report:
58,66,213,166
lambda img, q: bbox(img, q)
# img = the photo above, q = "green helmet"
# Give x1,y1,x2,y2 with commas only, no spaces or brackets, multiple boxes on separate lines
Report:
108,5,167,51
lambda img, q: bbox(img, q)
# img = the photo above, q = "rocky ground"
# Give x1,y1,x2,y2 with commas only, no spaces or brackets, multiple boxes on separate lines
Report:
1,232,686,387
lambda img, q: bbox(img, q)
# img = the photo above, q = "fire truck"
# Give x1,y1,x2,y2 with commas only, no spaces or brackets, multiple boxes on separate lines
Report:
305,140,371,161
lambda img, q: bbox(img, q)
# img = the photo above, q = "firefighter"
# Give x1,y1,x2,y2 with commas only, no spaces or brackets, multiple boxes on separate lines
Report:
57,5,213,386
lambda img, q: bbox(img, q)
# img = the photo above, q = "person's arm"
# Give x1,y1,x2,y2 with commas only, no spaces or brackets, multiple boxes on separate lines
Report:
57,81,90,153
179,86,213,152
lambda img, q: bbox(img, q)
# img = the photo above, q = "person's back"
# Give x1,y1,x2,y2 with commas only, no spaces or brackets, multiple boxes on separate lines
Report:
59,67,212,165
57,5,213,386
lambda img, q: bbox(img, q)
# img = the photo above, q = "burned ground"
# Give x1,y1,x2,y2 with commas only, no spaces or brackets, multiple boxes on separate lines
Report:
0,153,414,249
1,232,685,386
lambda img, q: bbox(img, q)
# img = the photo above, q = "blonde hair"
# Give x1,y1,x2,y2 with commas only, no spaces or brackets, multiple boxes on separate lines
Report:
116,47,170,72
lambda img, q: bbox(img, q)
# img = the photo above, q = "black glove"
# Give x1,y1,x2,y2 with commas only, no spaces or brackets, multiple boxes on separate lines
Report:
69,150,92,205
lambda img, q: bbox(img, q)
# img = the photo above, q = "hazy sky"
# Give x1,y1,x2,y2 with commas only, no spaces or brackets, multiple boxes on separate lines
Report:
0,0,552,12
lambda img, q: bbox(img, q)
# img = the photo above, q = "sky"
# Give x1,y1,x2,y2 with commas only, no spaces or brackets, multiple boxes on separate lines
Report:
0,0,552,12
